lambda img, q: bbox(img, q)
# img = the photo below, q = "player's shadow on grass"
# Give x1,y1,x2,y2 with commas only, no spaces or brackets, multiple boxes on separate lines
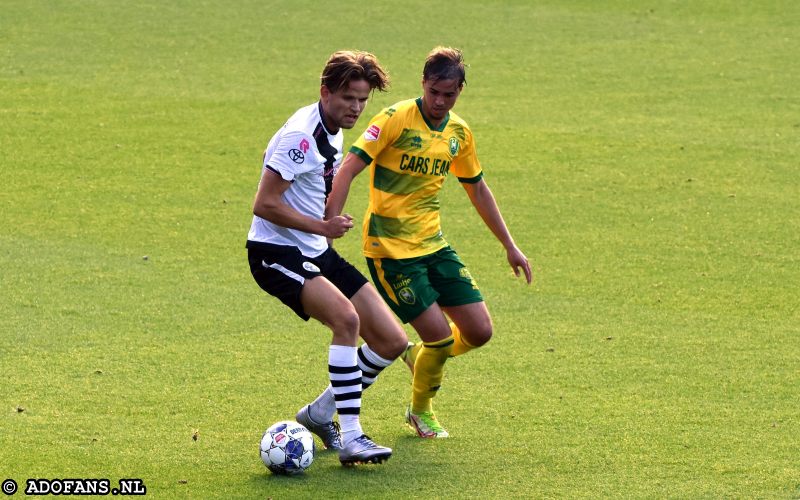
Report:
250,446,388,486
251,433,451,486
250,470,312,484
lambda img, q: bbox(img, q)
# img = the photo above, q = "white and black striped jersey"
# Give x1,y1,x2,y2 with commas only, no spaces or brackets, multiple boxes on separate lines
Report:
247,102,342,257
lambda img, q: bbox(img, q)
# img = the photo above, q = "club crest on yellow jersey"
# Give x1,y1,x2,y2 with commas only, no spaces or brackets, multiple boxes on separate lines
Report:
449,137,460,156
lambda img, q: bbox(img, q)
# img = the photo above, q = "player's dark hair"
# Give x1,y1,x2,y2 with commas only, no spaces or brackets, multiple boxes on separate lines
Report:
320,50,390,93
423,46,466,86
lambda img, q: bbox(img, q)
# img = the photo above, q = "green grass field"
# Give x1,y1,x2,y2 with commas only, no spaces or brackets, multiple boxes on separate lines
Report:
2,1,798,498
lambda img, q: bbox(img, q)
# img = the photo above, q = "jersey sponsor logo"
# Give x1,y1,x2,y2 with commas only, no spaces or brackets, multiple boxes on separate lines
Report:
302,261,320,273
392,276,412,290
364,124,381,142
288,149,305,164
299,138,310,153
449,137,460,156
399,154,450,176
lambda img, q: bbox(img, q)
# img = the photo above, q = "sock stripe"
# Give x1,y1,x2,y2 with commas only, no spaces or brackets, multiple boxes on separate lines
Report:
331,377,361,387
357,349,382,371
328,364,360,374
333,391,362,402
423,338,454,349
337,407,360,415
360,367,380,377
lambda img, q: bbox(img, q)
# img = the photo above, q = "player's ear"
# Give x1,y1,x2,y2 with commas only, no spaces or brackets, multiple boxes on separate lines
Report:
320,85,331,101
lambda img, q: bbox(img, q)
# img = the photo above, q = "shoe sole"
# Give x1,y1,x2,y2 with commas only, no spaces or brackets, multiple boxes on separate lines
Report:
340,453,392,466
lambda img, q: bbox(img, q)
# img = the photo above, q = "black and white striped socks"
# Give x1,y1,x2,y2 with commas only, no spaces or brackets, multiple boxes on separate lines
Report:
328,345,363,442
309,344,393,436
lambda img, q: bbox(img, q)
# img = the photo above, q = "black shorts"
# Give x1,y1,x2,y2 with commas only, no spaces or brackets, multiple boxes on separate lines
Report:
246,241,368,321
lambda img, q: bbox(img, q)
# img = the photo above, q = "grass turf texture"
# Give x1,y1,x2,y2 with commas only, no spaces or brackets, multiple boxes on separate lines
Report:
2,0,798,498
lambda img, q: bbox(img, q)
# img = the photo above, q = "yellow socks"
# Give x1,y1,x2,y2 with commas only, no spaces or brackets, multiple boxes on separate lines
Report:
449,321,477,357
408,323,479,413
410,336,453,414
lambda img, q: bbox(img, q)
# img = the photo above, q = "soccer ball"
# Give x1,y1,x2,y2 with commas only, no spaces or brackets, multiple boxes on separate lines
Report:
259,421,315,475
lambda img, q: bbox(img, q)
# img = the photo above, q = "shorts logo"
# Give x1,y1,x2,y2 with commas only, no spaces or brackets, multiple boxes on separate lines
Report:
398,286,416,305
364,124,381,142
460,267,479,290
449,137,460,156
299,138,310,153
302,261,320,273
288,149,304,164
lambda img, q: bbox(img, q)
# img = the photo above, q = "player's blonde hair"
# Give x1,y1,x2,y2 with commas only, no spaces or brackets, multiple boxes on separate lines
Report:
423,46,466,86
320,50,390,93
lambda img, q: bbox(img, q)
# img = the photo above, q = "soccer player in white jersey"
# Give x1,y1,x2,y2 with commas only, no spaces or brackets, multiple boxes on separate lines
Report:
246,51,408,465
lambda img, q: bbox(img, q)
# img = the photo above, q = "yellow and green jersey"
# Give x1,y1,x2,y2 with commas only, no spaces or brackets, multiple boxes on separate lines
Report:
350,97,483,259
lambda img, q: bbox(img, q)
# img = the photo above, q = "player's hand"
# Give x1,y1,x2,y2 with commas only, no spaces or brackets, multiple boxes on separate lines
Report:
324,214,354,239
506,245,532,284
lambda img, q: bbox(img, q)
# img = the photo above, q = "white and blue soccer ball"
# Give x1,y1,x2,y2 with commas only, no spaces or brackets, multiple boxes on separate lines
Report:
260,421,315,475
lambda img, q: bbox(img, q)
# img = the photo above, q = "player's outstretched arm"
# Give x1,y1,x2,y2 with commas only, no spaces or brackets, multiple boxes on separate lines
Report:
325,153,369,220
462,178,533,284
253,168,353,239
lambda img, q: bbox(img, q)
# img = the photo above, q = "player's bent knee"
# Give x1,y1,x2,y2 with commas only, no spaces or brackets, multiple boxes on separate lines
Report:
329,308,360,340
464,324,493,348
387,332,410,358
364,325,408,359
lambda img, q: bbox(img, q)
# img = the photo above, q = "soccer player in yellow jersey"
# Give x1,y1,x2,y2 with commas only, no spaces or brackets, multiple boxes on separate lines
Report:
326,47,532,438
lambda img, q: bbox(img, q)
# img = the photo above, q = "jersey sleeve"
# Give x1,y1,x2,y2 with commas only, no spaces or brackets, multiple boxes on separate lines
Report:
263,130,317,181
451,126,483,183
349,107,398,165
